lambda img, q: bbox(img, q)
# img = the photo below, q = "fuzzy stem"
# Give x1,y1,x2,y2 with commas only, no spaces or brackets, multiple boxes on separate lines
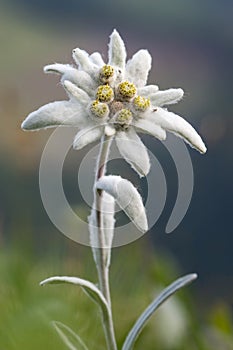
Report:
93,134,117,350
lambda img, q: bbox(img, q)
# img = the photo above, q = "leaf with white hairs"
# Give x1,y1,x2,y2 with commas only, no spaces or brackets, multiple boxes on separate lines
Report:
122,273,198,350
40,276,111,321
95,175,148,233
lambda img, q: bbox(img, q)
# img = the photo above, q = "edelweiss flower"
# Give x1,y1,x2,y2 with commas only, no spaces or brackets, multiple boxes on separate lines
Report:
22,30,206,176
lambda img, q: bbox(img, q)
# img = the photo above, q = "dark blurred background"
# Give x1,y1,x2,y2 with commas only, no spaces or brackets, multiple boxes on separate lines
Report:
0,0,232,349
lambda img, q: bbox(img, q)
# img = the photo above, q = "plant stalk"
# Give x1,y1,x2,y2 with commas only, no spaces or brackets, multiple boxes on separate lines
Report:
93,134,117,350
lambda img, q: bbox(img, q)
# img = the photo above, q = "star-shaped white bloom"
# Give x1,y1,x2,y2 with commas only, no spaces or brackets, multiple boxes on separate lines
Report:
22,30,207,177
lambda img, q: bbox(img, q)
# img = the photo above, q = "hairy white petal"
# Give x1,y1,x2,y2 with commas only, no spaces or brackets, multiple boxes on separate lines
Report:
73,125,103,150
21,101,87,131
149,107,207,153
72,48,96,73
108,29,126,70
126,50,152,87
150,88,184,107
96,175,148,232
89,52,105,67
44,63,96,96
134,118,166,140
138,85,159,97
115,129,150,177
63,80,90,105
44,63,76,76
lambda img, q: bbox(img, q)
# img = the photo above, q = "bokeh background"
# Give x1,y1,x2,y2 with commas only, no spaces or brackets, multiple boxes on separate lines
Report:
0,0,232,349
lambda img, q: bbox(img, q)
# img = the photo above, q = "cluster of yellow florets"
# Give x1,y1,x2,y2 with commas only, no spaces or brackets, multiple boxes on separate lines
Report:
117,81,137,100
90,100,109,118
96,85,114,102
99,65,115,84
89,65,150,125
116,109,132,124
133,96,150,112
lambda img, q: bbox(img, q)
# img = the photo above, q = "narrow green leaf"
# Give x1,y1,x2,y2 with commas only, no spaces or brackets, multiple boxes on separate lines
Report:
122,273,197,350
52,321,88,350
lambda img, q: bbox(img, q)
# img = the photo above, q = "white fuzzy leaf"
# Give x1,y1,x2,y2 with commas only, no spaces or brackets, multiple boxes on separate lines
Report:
126,50,152,87
96,176,148,233
89,52,105,67
108,29,126,70
115,129,150,177
21,101,86,131
40,276,110,320
72,48,97,74
150,88,184,107
148,107,207,154
122,274,198,350
44,63,96,97
137,85,159,97
63,80,90,105
73,126,103,150
89,192,115,267
52,321,88,350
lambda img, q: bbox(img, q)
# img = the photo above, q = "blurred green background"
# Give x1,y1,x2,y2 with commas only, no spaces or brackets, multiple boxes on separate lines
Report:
0,0,232,349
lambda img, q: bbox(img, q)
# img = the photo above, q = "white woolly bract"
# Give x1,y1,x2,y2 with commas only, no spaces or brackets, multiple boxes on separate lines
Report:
108,29,127,70
126,49,152,88
63,80,90,105
96,175,148,233
115,129,151,177
150,88,184,107
73,126,103,150
21,101,86,131
44,63,95,96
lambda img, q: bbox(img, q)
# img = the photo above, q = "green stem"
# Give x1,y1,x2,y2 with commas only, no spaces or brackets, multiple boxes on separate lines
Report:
93,134,117,350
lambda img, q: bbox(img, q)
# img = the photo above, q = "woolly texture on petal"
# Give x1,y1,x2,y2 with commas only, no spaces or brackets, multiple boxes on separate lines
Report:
96,175,148,233
44,63,96,96
73,126,103,150
115,129,150,177
138,85,159,97
126,50,152,87
72,48,97,74
149,107,207,153
150,88,184,107
89,52,105,67
21,101,86,131
134,118,166,141
63,80,91,105
108,30,127,70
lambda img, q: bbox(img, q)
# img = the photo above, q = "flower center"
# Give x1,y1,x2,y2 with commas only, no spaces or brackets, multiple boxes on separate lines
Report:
114,109,133,130
133,96,150,112
117,81,137,101
99,65,115,84
116,109,132,124
96,85,114,102
90,100,109,118
89,69,150,125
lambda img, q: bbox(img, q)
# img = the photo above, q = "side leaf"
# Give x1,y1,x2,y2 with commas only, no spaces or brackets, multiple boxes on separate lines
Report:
40,276,111,321
122,273,197,350
52,321,89,350
95,175,148,233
